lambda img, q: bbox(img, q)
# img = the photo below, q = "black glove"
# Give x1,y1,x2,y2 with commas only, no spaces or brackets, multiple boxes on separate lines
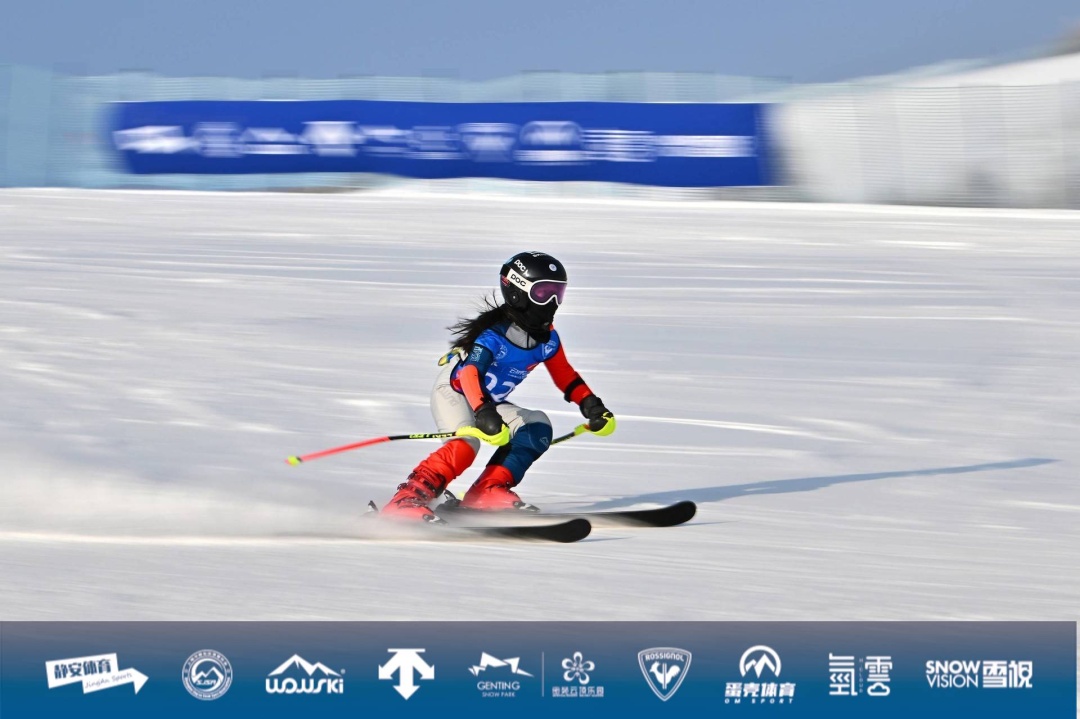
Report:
474,401,507,437
580,395,612,432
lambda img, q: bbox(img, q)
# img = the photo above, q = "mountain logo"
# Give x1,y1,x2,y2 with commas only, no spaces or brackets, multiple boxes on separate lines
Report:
638,647,692,701
266,654,344,694
182,650,232,701
726,645,796,705
740,646,782,679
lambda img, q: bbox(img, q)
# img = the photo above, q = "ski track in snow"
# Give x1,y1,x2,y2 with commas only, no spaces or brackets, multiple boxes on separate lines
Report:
0,190,1077,666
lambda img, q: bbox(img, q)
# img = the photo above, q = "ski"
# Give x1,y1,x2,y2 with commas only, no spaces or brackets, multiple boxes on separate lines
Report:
457,517,592,543
363,501,591,543
559,500,697,527
437,499,697,528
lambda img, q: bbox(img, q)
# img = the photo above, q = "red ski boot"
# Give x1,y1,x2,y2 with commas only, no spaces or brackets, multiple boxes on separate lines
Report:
381,439,477,522
460,465,539,512
381,468,446,523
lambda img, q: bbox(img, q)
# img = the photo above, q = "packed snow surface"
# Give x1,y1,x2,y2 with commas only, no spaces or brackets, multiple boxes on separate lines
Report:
0,189,1077,625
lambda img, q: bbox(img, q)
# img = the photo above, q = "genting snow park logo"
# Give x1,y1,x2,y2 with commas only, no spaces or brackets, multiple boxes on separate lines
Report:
469,652,534,699
182,649,233,700
638,647,691,701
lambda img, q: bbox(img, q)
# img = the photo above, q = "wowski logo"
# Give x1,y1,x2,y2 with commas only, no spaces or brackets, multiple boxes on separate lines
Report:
266,654,344,694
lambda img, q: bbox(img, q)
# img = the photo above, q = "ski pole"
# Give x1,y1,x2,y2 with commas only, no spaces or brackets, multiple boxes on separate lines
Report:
553,413,616,445
552,423,590,445
287,421,601,466
286,431,458,465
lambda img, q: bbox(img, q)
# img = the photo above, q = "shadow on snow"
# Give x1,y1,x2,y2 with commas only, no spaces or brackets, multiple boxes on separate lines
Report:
579,458,1058,512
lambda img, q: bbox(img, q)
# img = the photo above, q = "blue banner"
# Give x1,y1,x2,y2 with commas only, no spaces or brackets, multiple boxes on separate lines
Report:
2,621,1074,717
108,100,770,187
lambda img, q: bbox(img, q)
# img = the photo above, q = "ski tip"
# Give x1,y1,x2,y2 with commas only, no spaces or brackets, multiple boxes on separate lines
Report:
642,500,696,527
559,517,592,543
676,500,697,524
675,500,697,514
286,456,302,466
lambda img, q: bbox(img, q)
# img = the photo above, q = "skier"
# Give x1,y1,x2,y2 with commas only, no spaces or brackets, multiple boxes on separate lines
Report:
381,251,616,522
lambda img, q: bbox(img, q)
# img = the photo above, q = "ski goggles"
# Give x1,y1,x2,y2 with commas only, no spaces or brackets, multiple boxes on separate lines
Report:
503,269,567,306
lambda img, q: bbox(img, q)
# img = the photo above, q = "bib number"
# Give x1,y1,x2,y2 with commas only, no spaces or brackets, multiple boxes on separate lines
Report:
485,372,518,402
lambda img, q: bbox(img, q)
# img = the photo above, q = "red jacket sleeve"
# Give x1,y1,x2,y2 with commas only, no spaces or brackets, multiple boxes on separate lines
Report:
456,364,489,411
544,343,594,405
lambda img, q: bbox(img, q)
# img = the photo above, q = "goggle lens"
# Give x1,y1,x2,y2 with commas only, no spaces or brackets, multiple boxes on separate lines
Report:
529,280,566,306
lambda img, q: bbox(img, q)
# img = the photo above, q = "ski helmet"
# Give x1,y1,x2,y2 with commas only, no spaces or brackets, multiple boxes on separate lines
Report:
499,251,567,332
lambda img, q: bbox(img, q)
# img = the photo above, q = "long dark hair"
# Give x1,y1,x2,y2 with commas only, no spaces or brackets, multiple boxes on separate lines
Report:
448,293,511,353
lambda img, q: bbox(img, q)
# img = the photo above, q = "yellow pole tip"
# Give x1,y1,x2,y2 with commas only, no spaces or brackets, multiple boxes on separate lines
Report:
286,456,302,466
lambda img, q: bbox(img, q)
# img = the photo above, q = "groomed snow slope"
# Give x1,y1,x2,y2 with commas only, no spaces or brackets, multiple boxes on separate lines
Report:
0,189,1077,627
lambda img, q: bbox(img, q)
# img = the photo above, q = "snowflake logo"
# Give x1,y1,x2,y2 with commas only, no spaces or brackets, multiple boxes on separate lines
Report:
562,652,596,685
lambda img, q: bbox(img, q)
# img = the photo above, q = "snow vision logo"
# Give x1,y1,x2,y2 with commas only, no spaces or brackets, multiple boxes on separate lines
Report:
638,647,691,701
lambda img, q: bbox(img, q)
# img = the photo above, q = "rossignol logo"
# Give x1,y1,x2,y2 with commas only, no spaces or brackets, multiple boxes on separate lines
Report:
46,653,148,695
925,660,1033,689
182,649,233,701
638,647,691,701
265,654,344,695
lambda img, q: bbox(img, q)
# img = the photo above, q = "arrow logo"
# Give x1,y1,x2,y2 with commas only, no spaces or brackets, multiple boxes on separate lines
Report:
46,653,149,695
378,648,435,700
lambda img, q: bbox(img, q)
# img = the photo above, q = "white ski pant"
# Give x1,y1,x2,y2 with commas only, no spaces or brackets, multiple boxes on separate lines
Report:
430,359,552,453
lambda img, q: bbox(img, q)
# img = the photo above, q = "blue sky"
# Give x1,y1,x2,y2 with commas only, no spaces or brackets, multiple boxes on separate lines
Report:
3,0,1078,81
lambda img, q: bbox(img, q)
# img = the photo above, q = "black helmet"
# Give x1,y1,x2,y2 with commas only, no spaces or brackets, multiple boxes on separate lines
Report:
499,251,567,334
